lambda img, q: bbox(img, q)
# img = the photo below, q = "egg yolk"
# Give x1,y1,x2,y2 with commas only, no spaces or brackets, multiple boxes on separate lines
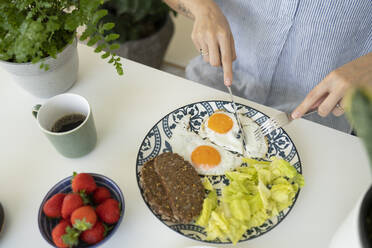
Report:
191,145,221,169
207,113,233,134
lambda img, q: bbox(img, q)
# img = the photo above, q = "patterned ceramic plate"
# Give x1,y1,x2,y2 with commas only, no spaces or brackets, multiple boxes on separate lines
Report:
136,100,302,244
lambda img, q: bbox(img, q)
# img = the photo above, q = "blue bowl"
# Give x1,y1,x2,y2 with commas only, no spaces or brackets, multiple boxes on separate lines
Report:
38,173,125,247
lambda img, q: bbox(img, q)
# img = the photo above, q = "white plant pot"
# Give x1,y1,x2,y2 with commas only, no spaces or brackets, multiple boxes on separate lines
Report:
330,185,372,248
0,38,78,98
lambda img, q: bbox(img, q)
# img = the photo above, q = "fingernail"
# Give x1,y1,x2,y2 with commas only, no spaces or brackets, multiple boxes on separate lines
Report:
224,78,232,86
292,111,300,119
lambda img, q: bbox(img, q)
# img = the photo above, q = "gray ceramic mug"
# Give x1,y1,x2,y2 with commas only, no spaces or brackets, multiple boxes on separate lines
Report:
32,93,97,158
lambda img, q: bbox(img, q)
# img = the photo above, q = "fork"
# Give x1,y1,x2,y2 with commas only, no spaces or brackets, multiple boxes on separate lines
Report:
254,109,318,139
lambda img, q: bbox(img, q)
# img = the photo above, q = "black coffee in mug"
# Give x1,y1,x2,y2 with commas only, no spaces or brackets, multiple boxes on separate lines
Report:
51,114,86,133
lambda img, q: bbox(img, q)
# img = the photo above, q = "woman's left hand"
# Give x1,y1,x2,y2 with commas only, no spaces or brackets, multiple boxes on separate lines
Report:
292,52,372,119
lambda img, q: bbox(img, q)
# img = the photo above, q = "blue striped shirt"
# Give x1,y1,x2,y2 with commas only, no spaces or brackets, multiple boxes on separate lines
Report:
186,0,372,133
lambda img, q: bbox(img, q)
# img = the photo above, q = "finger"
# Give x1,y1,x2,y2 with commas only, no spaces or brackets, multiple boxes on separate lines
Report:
230,34,237,61
207,36,221,67
310,94,328,110
332,103,345,117
219,35,233,86
191,32,201,52
292,83,330,119
317,88,345,117
332,95,347,116
200,41,210,63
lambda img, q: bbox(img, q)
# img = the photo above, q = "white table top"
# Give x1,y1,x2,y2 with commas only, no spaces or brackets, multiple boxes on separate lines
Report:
0,44,370,248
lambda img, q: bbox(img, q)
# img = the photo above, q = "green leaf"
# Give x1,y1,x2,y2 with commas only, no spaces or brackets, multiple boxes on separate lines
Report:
92,9,108,25
104,33,120,42
62,226,80,247
94,43,107,53
79,190,92,205
116,65,123,75
102,22,115,31
40,2,52,8
80,26,95,41
71,171,78,184
64,11,80,31
108,57,115,63
73,218,92,231
109,43,120,50
31,57,40,64
101,52,110,59
103,223,114,237
87,35,101,47
46,20,60,32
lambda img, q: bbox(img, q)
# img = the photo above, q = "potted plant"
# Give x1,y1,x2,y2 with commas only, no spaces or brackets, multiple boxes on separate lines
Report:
0,0,123,98
330,85,372,248
98,0,175,69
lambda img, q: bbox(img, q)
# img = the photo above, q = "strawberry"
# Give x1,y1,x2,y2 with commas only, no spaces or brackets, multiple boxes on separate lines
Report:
43,193,65,218
71,205,97,231
52,219,79,248
61,193,83,219
71,173,97,194
81,221,105,245
93,187,111,204
96,198,120,224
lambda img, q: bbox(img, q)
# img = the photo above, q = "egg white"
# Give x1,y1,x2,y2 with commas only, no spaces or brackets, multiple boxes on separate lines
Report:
240,116,268,158
199,111,243,154
170,115,242,175
199,111,268,158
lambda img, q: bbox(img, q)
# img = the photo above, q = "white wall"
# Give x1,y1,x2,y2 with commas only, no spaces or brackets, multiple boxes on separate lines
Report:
164,15,199,68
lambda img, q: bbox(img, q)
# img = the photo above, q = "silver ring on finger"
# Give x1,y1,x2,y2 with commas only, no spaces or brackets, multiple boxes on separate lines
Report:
200,49,209,56
336,103,344,112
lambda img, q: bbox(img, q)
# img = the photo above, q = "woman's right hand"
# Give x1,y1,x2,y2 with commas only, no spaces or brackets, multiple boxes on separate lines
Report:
164,0,236,86
191,0,236,86
163,0,236,86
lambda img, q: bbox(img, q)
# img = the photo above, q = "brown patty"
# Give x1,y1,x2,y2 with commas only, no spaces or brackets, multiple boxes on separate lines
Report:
140,159,174,221
154,152,205,223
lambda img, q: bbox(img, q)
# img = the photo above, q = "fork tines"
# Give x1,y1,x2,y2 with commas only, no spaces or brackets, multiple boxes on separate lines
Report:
254,118,279,140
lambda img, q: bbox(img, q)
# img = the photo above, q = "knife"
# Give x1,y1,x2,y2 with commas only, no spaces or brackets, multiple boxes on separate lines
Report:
226,86,248,156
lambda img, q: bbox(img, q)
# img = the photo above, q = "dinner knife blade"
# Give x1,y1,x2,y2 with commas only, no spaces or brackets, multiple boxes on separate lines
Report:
226,86,248,157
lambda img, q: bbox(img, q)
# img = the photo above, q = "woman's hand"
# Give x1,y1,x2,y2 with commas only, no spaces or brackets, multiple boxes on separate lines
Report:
190,1,236,86
292,52,372,119
163,0,236,86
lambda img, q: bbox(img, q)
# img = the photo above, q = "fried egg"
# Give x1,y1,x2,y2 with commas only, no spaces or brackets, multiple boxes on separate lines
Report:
199,110,242,153
199,110,268,158
240,117,268,158
170,116,242,175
